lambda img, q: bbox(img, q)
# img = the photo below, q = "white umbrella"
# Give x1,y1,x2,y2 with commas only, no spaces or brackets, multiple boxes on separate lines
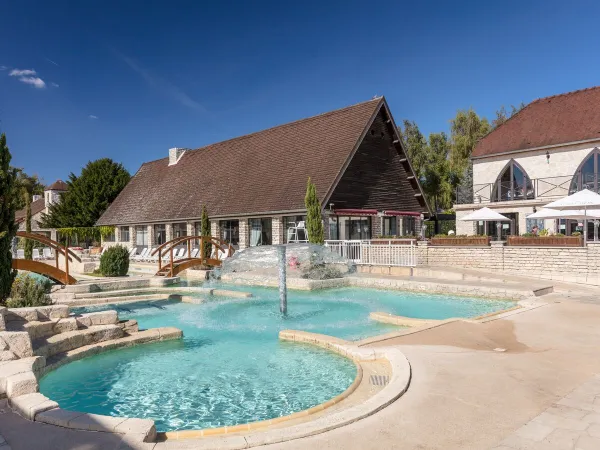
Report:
544,189,600,242
460,207,510,238
526,208,600,219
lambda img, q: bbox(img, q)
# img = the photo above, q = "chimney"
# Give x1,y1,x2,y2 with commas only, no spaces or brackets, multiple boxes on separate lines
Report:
169,148,187,166
32,194,42,202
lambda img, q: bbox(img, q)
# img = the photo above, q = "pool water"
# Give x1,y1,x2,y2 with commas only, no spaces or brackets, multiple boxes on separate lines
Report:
40,287,513,431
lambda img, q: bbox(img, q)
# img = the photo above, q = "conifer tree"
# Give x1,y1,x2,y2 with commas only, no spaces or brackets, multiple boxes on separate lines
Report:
304,177,324,245
0,134,18,303
200,205,211,258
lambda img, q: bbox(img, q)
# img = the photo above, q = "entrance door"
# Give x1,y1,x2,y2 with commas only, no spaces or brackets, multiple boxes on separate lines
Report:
486,213,519,239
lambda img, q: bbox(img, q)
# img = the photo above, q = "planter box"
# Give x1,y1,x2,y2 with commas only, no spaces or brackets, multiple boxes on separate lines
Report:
370,239,418,245
430,237,491,246
507,236,584,247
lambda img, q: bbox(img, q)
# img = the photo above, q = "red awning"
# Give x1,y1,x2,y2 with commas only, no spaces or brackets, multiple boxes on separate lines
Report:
333,209,378,216
382,210,422,217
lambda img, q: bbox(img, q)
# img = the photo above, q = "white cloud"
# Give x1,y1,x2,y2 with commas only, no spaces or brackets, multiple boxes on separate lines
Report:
88,115,98,119
0,65,7,71
8,68,47,89
9,69,37,76
45,58,59,67
51,82,59,88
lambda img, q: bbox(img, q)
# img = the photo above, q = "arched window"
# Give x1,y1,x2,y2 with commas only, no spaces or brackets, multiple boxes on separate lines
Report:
491,159,534,202
570,148,600,194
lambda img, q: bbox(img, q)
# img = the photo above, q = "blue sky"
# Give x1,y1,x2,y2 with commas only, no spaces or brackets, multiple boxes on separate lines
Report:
1,0,600,184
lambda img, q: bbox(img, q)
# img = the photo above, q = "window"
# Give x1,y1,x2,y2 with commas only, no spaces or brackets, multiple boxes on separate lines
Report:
284,215,307,243
382,217,397,237
172,223,187,238
328,216,339,240
248,218,272,246
220,220,239,245
336,216,371,240
570,148,600,194
104,229,115,242
402,216,416,236
120,226,130,242
491,160,534,201
154,224,166,245
136,226,148,246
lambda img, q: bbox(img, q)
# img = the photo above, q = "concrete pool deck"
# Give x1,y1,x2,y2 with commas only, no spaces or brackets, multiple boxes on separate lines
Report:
3,274,600,449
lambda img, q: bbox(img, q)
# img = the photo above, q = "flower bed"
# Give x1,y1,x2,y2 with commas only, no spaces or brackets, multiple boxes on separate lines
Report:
430,236,491,246
507,236,584,247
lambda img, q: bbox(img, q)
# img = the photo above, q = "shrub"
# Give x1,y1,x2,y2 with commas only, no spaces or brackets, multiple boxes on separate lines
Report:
99,245,130,277
572,231,582,236
7,274,52,308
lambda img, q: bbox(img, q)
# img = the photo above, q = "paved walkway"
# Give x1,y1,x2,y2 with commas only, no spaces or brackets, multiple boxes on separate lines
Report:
493,376,600,450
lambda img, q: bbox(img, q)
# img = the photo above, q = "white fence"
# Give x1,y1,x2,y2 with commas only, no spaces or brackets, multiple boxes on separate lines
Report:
324,240,417,267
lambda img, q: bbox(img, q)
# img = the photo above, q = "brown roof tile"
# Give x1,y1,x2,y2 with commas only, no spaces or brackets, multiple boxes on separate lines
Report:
46,180,68,191
474,86,600,158
97,98,383,225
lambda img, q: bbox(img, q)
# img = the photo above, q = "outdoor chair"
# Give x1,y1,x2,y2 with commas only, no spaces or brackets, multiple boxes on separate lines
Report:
132,248,149,262
190,248,200,258
42,248,53,260
144,247,158,263
17,249,25,259
32,249,42,260
176,248,188,260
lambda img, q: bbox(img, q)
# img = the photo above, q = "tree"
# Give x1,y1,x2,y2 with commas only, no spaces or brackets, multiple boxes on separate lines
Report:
398,120,428,178
449,109,491,173
0,134,18,303
200,205,211,258
422,132,453,212
40,158,130,228
304,177,324,244
15,171,44,259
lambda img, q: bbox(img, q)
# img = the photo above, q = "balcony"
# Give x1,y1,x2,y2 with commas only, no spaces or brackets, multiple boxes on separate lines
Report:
455,174,592,205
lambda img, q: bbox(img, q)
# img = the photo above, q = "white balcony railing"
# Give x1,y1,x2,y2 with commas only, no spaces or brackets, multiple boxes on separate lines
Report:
324,239,416,267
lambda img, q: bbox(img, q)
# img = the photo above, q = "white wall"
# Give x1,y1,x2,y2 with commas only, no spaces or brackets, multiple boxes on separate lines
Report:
473,141,600,190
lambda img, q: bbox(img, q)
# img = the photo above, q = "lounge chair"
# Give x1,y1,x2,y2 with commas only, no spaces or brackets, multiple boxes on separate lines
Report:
42,248,53,260
176,248,188,260
128,247,137,257
143,247,158,263
17,249,24,259
190,248,200,258
32,249,41,260
132,248,149,262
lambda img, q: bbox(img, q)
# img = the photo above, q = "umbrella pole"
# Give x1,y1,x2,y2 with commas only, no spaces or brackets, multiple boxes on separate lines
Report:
585,206,588,245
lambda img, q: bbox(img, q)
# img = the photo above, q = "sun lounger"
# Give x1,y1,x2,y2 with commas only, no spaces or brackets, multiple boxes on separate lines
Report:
144,247,159,263
17,249,24,259
32,249,41,260
132,248,149,262
42,248,53,260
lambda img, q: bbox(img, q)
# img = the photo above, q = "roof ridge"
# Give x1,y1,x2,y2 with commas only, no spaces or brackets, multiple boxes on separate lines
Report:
530,85,600,104
188,97,383,153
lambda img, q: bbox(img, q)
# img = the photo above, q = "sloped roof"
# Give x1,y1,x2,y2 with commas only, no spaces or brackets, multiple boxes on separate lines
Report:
15,198,46,223
97,98,385,225
474,86,600,158
46,180,68,191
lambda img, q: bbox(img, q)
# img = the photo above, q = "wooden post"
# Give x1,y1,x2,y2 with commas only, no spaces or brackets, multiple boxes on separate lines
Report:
64,236,70,285
187,238,191,259
169,246,173,277
158,248,162,271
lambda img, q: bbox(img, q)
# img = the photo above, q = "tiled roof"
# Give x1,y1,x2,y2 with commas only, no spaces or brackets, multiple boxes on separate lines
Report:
473,86,600,158
15,198,46,223
97,98,383,225
46,180,68,191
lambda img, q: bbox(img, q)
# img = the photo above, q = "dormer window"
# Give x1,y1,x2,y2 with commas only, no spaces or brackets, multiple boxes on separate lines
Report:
491,159,534,202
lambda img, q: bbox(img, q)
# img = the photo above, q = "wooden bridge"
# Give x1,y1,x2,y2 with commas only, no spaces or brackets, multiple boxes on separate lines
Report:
152,235,235,277
12,232,80,285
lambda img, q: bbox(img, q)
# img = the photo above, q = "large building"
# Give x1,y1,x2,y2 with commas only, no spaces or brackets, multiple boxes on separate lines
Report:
455,86,600,238
97,97,430,250
15,180,68,241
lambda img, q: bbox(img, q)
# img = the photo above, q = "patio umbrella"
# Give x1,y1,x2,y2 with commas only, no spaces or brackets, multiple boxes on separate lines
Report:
459,207,511,239
544,189,600,242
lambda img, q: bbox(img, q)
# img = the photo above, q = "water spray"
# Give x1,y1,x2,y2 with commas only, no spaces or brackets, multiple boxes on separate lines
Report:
277,245,287,315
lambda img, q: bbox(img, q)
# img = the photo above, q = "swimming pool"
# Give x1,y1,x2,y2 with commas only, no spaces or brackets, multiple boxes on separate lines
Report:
40,286,513,431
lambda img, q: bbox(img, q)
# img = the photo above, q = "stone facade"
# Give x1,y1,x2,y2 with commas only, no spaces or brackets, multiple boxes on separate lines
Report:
272,216,284,245
417,241,600,285
238,220,249,250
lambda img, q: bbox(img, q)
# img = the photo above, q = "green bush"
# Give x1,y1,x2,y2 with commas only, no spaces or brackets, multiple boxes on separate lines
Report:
7,274,52,308
99,245,130,277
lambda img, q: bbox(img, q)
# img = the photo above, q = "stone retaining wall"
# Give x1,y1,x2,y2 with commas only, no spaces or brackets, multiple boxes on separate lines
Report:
417,241,600,285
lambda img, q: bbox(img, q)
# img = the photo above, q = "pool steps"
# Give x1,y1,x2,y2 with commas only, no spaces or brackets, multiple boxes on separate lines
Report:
0,305,182,445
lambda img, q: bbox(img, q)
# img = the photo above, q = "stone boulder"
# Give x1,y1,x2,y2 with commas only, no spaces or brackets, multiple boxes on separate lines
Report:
0,331,33,358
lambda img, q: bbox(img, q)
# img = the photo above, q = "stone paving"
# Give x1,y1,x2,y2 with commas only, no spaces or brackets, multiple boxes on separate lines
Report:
493,375,600,450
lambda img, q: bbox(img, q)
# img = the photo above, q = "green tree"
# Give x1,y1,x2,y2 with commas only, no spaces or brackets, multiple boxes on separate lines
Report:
0,134,18,303
492,103,526,129
449,109,491,173
200,205,211,258
398,120,428,178
15,171,44,259
423,132,453,211
40,158,130,228
304,177,324,244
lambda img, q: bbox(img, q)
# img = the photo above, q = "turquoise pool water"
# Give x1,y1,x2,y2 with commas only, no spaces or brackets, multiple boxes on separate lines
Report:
40,287,513,431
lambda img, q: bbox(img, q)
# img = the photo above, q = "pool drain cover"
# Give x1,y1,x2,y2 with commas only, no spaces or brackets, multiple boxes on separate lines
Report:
370,375,389,386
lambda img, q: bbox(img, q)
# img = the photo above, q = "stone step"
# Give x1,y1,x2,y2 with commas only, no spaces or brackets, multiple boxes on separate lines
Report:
33,325,124,359
9,392,58,420
0,357,46,397
7,311,117,341
118,319,139,334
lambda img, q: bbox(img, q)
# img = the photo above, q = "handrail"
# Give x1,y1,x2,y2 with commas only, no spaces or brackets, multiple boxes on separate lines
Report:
16,232,81,263
150,235,233,257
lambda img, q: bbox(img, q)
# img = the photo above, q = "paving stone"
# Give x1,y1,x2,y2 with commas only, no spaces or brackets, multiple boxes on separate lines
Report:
575,434,600,450
9,393,58,420
533,411,589,431
514,421,554,441
545,404,589,421
582,412,600,424
587,423,600,438
114,418,156,442
35,408,84,427
67,412,128,432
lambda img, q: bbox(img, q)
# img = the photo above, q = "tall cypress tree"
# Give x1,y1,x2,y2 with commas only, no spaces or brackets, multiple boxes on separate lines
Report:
304,177,324,245
0,134,18,303
24,195,32,259
200,205,211,258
